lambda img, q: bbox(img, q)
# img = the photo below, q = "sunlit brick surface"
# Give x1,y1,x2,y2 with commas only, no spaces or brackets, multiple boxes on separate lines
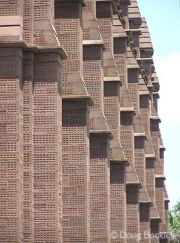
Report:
0,0,169,242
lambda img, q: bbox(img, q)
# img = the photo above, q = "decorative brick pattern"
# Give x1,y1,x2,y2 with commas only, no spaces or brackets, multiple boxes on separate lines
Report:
62,101,89,242
0,49,23,243
0,0,170,242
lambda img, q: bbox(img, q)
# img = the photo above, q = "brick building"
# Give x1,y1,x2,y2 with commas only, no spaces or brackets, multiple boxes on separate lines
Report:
0,0,170,242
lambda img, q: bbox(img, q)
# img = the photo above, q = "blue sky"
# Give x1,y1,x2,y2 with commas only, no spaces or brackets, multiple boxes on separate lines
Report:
137,0,180,207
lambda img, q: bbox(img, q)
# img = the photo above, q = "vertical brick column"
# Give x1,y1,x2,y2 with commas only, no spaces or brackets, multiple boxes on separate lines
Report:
140,204,150,243
160,239,169,243
96,0,113,52
139,89,158,241
126,185,140,243
110,162,127,243
23,0,34,44
143,60,152,84
145,158,155,204
120,111,134,165
33,0,54,45
90,134,110,242
151,220,160,243
152,92,159,111
55,1,91,241
164,188,170,229
139,18,153,60
139,94,150,138
128,0,142,58
118,0,130,29
54,0,84,87
23,52,34,243
159,143,165,172
104,81,127,243
155,178,165,227
151,115,167,235
82,3,111,238
0,48,24,243
97,3,129,242
127,67,139,111
97,0,121,140
135,81,152,243
134,136,146,185
114,37,127,85
62,101,90,242
33,53,62,242
83,44,104,111
131,30,141,58
165,201,169,228
150,119,159,159
120,110,140,243
146,155,160,243
104,81,121,141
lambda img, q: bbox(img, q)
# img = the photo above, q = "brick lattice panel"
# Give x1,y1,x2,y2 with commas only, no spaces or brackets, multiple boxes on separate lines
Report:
134,147,145,185
114,53,127,84
120,124,134,165
128,83,139,111
90,134,110,242
83,46,104,110
126,186,139,243
155,178,165,221
151,220,160,243
23,0,34,44
33,53,62,242
104,82,120,140
146,158,155,203
23,52,34,243
0,49,24,243
151,131,160,159
62,101,89,242
110,162,126,243
98,19,113,52
140,106,150,139
54,1,83,94
0,0,23,16
140,204,150,243
164,201,169,227
0,0,169,242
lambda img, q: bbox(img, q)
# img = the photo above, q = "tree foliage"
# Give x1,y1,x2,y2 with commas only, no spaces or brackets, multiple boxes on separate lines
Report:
169,201,180,242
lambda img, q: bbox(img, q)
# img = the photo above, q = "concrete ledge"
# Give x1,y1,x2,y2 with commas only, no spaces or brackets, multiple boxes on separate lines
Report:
110,159,129,166
0,40,27,49
104,76,122,84
83,40,104,45
120,107,135,112
155,175,166,179
113,33,127,38
0,15,23,27
90,130,114,139
62,95,94,106
134,133,146,137
127,64,140,69
57,0,86,7
150,116,161,122
145,154,156,158
126,181,142,187
139,91,150,95
0,41,67,60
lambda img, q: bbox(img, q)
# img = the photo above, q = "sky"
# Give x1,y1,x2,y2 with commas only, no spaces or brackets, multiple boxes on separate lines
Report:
137,0,180,207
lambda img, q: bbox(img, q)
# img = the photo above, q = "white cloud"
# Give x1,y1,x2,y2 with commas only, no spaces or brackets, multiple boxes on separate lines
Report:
154,53,180,123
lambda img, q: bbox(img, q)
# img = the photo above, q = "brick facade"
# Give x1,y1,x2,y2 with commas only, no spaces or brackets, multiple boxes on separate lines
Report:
0,0,169,242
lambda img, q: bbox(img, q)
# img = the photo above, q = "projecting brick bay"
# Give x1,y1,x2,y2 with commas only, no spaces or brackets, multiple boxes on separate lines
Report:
0,0,169,242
